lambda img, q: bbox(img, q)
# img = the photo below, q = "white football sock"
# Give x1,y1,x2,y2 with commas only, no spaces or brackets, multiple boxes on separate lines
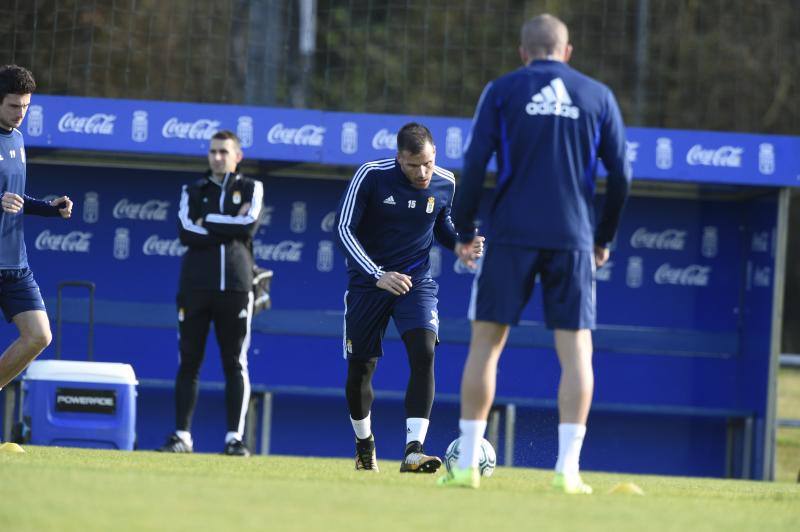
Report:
457,419,487,470
406,417,429,446
350,413,372,440
175,430,193,445
555,423,587,475
225,431,242,444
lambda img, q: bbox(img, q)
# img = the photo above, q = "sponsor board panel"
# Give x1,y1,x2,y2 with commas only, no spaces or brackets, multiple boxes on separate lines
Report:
22,95,800,186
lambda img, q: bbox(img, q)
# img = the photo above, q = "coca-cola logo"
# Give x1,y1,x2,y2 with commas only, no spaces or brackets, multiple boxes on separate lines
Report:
267,124,325,146
630,228,687,250
372,129,397,150
321,211,336,232
57,112,116,135
35,230,92,253
654,264,711,286
143,235,187,256
253,240,303,262
162,118,220,140
686,145,743,167
113,199,170,221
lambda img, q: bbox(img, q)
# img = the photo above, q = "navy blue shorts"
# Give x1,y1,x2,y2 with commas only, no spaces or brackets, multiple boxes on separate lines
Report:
0,268,47,323
469,244,596,330
343,278,439,359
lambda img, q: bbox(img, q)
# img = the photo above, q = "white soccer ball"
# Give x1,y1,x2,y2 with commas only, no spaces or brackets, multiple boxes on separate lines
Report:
444,437,496,477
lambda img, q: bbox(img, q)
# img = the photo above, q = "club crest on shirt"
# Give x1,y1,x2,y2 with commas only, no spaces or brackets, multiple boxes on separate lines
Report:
346,339,353,354
178,308,185,322
426,196,435,214
232,191,242,205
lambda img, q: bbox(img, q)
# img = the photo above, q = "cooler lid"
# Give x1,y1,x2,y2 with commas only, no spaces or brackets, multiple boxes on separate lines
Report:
24,360,138,385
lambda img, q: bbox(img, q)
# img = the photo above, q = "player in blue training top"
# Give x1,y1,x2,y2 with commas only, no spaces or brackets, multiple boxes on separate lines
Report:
335,123,484,473
438,14,632,491
0,65,73,408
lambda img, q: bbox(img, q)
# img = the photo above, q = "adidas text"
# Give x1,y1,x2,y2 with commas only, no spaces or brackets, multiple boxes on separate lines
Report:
526,78,580,119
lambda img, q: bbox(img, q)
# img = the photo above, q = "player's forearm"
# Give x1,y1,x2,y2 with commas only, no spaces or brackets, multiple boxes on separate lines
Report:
595,170,631,246
452,166,485,243
434,225,458,251
22,195,60,217
203,218,257,239
335,231,383,280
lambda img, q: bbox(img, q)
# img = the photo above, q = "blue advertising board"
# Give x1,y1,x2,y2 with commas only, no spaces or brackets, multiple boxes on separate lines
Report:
21,95,800,188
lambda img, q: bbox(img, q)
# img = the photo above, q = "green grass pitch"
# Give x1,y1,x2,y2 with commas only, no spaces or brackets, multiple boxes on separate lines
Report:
1,447,798,532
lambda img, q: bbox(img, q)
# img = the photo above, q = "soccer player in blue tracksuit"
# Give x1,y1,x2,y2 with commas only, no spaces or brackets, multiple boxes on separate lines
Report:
335,123,484,473
0,65,73,407
439,15,632,491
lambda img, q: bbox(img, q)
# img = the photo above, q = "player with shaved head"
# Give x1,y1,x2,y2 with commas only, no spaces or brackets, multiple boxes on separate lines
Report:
439,14,632,492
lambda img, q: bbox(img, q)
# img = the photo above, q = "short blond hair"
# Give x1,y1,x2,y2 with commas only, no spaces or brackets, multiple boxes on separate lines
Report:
520,14,569,57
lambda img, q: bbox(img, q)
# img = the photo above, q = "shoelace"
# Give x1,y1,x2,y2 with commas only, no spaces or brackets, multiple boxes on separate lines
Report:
357,448,376,468
404,452,426,465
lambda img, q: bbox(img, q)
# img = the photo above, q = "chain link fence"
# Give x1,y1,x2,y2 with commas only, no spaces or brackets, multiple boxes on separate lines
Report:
1,0,798,132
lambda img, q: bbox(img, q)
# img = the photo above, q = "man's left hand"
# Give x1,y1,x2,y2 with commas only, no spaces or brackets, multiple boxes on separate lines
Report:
455,235,486,270
50,196,73,219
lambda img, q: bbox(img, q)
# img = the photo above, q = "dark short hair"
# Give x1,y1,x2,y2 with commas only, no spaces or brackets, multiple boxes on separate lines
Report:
0,65,36,101
211,129,242,148
397,122,434,154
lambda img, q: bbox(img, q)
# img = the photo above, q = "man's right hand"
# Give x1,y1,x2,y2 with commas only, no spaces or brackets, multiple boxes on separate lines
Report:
376,271,412,296
594,244,610,267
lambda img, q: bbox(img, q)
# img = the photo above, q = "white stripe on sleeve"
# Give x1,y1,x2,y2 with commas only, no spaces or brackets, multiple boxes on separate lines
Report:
178,185,209,235
337,159,394,279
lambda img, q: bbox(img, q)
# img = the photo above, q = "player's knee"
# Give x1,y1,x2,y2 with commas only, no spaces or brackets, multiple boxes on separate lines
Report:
402,329,436,372
408,347,435,375
22,328,52,353
347,357,377,384
221,361,246,378
177,358,202,377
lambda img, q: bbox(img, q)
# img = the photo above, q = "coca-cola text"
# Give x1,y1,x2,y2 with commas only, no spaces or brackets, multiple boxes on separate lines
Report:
113,199,170,221
654,264,711,286
372,129,397,150
35,230,92,253
253,240,303,262
162,118,220,140
143,235,187,256
58,113,116,135
686,145,743,167
267,124,325,146
630,228,687,251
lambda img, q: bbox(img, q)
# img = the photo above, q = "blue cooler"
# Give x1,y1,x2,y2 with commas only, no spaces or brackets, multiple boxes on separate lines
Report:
22,360,137,450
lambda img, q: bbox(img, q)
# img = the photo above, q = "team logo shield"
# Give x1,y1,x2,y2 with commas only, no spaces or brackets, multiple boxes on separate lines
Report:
426,197,435,214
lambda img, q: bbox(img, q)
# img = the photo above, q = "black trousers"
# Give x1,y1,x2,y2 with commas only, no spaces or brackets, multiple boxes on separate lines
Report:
175,290,253,436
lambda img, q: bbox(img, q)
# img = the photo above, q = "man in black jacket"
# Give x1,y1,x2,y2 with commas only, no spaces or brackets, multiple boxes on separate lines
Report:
159,130,263,456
